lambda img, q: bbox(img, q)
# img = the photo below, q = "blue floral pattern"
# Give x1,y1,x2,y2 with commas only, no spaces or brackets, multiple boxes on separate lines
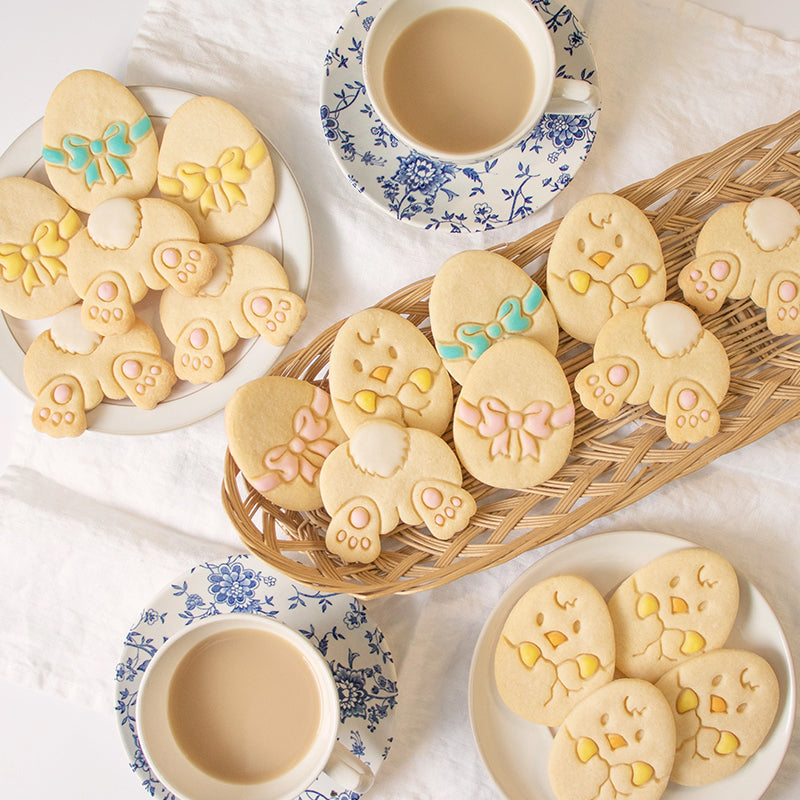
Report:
321,0,600,232
115,554,397,800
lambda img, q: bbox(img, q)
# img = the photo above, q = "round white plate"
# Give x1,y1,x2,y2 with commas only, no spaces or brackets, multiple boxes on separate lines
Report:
0,85,312,435
115,553,397,800
469,530,795,800
321,0,600,232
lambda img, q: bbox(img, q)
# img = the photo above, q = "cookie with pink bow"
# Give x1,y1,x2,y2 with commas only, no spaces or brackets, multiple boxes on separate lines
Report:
225,376,347,511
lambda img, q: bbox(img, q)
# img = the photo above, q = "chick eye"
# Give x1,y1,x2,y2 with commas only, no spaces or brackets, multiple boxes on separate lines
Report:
388,346,398,359
354,359,363,373
669,576,680,588
536,612,544,626
577,238,586,253
615,234,623,247
573,620,581,634
736,703,748,713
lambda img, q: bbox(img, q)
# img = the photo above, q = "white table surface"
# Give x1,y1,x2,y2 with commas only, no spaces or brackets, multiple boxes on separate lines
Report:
0,1,798,798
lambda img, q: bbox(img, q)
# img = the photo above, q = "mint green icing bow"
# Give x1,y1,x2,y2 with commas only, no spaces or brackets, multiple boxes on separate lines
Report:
438,284,544,361
42,115,152,189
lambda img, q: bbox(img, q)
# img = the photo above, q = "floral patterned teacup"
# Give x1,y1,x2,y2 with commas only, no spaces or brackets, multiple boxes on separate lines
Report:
136,613,374,800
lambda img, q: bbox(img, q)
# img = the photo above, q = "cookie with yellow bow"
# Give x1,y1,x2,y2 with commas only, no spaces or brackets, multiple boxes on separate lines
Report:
157,96,275,242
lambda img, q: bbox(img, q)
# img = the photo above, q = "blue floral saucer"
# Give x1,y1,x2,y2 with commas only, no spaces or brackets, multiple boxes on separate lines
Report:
114,554,397,800
321,0,600,233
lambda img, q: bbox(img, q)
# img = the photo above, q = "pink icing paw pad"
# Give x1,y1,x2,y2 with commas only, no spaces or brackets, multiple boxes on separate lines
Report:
766,271,800,336
665,380,720,443
81,272,135,336
326,496,382,564
411,479,477,541
152,240,216,295
243,287,307,346
678,252,740,315
173,319,225,384
112,352,177,409
32,376,87,438
575,356,639,419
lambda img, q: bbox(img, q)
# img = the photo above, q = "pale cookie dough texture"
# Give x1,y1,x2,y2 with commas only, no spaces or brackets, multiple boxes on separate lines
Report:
0,176,80,319
319,419,477,564
42,70,158,213
453,338,574,490
608,547,739,683
575,301,730,444
494,575,615,727
547,193,666,343
225,377,346,512
157,95,275,242
656,649,780,786
678,196,800,336
548,678,676,800
429,249,559,385
328,307,454,437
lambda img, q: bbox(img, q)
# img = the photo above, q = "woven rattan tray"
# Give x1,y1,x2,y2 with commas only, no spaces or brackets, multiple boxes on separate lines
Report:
222,110,800,599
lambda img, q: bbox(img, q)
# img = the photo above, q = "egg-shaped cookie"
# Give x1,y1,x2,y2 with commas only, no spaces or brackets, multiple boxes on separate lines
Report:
429,249,559,385
328,307,453,437
546,193,666,343
225,377,346,512
494,575,615,727
0,177,80,319
549,678,676,800
453,337,574,489
157,96,275,242
42,70,158,212
655,649,779,786
608,547,739,682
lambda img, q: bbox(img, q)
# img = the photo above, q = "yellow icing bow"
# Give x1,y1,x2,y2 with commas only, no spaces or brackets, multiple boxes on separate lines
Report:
0,209,80,295
159,138,267,217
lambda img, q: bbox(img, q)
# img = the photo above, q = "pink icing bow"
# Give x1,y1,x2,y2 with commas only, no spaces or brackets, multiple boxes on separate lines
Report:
252,388,336,492
456,396,575,460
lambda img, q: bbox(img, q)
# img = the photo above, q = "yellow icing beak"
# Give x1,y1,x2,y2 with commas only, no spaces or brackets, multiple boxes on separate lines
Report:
577,653,600,679
354,390,378,413
631,761,654,786
590,250,613,268
568,270,592,294
408,367,433,392
670,595,690,614
369,365,392,383
576,737,598,763
545,630,568,649
710,694,728,713
518,641,541,668
627,264,651,288
680,630,706,655
606,733,628,750
676,687,699,714
715,731,740,755
636,592,660,618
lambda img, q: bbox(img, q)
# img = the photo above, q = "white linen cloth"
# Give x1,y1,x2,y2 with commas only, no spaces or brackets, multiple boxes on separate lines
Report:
1,0,799,796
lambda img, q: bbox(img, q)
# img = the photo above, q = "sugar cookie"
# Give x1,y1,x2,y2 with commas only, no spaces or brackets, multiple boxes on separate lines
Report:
0,176,80,319
42,70,158,213
547,193,666,343
319,419,477,563
157,96,275,242
608,547,739,683
656,649,779,786
159,243,306,384
328,307,453,437
548,678,676,800
225,377,346,512
575,301,730,443
23,305,176,437
494,575,615,727
429,249,559,385
678,196,800,335
453,338,574,489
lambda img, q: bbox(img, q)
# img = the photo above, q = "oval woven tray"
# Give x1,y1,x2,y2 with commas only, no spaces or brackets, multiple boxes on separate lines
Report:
222,110,800,599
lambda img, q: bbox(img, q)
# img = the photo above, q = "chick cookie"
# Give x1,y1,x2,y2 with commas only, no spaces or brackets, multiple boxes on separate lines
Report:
547,193,666,343
159,243,306,384
42,70,158,213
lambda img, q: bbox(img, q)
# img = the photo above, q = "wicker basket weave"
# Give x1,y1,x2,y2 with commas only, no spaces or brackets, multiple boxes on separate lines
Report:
222,110,800,599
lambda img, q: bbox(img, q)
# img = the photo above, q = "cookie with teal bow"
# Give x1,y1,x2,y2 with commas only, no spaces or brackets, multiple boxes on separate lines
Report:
42,70,158,213
429,250,559,385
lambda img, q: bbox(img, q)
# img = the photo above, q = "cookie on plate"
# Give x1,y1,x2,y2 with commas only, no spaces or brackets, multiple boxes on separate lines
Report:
608,547,739,682
453,338,574,489
328,307,453,437
0,176,80,319
23,305,176,437
225,377,347,511
159,243,306,384
494,575,615,727
575,301,730,443
549,678,676,800
319,419,477,563
157,96,275,242
42,70,158,213
656,649,779,786
546,193,666,343
678,196,800,335
429,249,559,385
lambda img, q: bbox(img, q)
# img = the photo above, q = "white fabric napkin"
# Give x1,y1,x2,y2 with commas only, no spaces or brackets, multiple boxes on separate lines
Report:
2,0,800,797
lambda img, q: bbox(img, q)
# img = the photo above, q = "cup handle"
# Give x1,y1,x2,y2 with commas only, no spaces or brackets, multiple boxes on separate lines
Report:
546,78,601,115
323,741,375,794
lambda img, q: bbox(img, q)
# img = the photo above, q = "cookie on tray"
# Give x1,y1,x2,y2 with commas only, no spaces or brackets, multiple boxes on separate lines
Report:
0,176,80,319
42,70,158,213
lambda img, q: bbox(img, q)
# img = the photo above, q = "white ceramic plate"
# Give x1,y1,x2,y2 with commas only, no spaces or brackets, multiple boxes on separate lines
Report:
469,530,795,800
0,85,312,434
